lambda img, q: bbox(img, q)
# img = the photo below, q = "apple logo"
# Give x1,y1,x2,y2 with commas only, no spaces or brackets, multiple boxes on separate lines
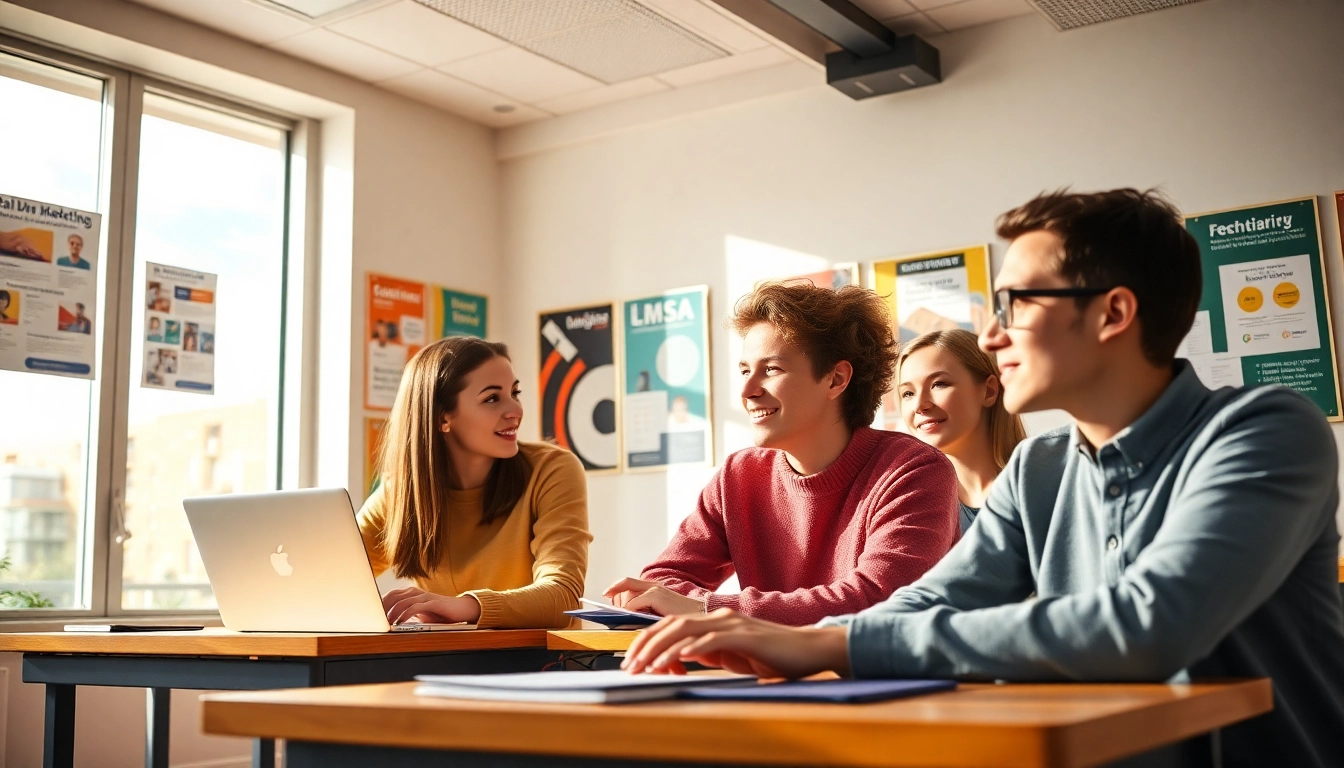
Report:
270,545,293,577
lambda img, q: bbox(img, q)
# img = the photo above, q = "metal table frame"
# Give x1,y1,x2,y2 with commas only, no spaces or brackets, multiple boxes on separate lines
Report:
24,647,559,768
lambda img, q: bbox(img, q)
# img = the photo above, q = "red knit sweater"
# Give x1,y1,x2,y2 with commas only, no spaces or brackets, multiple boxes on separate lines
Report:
641,427,959,626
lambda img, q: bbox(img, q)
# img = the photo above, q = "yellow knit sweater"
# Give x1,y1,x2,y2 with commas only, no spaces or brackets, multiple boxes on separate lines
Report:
356,442,590,629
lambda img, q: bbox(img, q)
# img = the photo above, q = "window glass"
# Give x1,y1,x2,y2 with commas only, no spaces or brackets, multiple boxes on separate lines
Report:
0,53,105,609
120,92,287,610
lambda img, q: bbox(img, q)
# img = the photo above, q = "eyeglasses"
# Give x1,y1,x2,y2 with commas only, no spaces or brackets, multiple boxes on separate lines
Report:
993,287,1113,329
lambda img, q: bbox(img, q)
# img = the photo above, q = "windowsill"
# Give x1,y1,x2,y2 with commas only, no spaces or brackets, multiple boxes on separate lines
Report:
0,614,224,633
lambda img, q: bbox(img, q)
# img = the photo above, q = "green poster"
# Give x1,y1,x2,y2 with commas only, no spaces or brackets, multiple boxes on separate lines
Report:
1184,197,1341,420
434,287,487,339
620,286,713,470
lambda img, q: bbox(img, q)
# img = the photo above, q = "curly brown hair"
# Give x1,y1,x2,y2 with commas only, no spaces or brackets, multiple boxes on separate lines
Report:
731,280,897,431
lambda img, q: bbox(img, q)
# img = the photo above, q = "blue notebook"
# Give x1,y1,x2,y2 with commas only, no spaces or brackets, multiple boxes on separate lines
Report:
678,678,956,703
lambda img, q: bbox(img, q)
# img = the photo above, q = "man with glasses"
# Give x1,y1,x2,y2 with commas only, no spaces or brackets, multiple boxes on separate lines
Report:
622,189,1344,767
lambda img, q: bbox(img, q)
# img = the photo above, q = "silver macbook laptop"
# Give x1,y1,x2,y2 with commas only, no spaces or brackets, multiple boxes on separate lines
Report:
183,488,475,633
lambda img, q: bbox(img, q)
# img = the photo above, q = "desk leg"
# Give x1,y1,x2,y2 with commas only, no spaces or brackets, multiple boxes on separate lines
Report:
43,683,75,768
252,738,276,768
1209,729,1222,768
146,688,170,768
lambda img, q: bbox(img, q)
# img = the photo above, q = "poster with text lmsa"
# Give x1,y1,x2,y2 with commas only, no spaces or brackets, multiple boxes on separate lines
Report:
1183,197,1341,420
142,263,216,393
871,245,992,430
365,273,426,411
621,286,712,471
433,286,487,339
540,303,619,473
0,193,101,379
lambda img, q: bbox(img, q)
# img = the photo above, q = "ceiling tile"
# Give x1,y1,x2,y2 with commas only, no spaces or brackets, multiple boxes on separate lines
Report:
883,12,945,35
925,0,1034,30
654,46,791,88
851,0,919,19
380,69,547,126
640,0,770,52
269,27,422,81
438,46,602,103
130,0,313,44
533,77,670,114
325,0,506,66
906,0,967,9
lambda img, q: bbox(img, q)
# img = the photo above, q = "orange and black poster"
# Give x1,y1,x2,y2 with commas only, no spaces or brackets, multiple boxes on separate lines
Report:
365,273,426,411
539,303,619,472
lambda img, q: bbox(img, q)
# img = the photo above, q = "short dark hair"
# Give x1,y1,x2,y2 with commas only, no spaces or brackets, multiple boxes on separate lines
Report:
731,281,897,431
996,188,1202,366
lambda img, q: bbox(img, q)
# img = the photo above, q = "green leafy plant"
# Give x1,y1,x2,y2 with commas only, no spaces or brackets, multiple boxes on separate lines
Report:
0,554,55,608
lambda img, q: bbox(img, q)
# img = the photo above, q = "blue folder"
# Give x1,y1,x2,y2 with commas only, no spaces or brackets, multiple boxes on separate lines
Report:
678,678,956,703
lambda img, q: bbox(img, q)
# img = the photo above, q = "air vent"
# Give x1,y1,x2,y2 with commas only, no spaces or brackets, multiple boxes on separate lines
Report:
414,0,730,84
1028,0,1206,30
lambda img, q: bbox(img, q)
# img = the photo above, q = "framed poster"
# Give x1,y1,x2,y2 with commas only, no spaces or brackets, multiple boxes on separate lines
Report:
787,263,861,289
1184,197,1341,421
620,286,713,471
871,245,993,430
539,303,619,473
365,273,426,411
433,286,487,339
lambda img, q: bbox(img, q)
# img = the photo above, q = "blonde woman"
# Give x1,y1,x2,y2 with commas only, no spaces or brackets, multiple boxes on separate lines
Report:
358,336,591,629
896,329,1026,535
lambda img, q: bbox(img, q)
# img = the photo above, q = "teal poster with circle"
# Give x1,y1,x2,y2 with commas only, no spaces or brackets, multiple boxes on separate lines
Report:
1184,197,1340,420
620,286,713,470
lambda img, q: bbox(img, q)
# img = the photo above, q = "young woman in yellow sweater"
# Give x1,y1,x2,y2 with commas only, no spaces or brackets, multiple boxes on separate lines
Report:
358,336,591,629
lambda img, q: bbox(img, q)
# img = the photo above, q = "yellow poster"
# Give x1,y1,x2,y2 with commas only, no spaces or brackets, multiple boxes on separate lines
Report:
872,245,992,430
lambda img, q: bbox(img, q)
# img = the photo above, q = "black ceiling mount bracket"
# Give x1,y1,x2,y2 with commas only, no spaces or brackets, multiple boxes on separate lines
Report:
766,0,941,99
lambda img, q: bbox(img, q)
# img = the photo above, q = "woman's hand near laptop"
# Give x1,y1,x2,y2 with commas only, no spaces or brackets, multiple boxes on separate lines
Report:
622,608,851,679
382,587,482,625
604,577,705,616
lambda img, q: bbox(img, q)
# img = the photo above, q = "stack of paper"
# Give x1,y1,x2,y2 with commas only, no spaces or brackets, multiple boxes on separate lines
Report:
414,669,756,704
563,598,662,628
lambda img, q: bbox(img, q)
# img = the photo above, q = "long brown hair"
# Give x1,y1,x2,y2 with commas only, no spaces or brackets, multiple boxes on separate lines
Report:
897,329,1026,470
377,337,532,580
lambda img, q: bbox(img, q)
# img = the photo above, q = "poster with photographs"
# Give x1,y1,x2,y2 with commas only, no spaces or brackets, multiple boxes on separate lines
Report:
620,286,713,471
871,245,993,430
787,263,861,289
365,273,426,411
0,193,101,379
142,262,216,393
539,303,619,473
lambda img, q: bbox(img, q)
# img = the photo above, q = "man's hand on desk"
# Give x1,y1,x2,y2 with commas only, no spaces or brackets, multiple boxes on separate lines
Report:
382,587,482,625
603,577,705,617
621,608,851,680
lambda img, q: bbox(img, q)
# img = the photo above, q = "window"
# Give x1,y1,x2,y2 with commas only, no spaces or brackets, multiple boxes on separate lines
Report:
0,38,299,617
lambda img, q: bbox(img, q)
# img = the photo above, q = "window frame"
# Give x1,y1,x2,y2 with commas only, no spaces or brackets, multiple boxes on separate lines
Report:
0,33,306,620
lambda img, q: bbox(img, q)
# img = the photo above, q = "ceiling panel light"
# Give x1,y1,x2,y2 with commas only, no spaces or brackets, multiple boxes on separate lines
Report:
1028,0,1207,30
416,0,730,84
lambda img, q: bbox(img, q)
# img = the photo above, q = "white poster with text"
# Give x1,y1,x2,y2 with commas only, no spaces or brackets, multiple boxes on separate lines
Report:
0,193,101,379
142,262,216,393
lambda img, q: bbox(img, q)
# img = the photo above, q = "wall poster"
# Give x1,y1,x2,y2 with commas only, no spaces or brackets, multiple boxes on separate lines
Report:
0,193,101,379
1183,197,1341,420
871,245,993,430
620,286,713,471
539,303,619,473
142,262,216,393
788,263,861,290
365,273,426,411
433,286,487,339
364,416,386,498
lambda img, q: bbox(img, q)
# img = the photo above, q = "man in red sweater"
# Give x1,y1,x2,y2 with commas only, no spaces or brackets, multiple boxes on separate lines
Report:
605,280,960,626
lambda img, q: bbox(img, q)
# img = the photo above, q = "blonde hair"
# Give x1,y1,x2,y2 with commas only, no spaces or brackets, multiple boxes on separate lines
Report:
897,329,1026,469
377,337,531,580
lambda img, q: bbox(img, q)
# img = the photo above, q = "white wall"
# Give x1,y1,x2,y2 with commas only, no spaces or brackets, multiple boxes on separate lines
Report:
0,1,502,765
498,0,1344,598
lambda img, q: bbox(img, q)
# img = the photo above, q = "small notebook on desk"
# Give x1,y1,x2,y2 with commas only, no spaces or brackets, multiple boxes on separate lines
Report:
414,669,755,704
563,598,661,628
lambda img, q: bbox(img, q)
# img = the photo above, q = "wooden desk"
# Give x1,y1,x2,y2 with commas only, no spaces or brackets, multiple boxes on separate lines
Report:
202,678,1272,768
546,629,637,652
0,629,552,768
